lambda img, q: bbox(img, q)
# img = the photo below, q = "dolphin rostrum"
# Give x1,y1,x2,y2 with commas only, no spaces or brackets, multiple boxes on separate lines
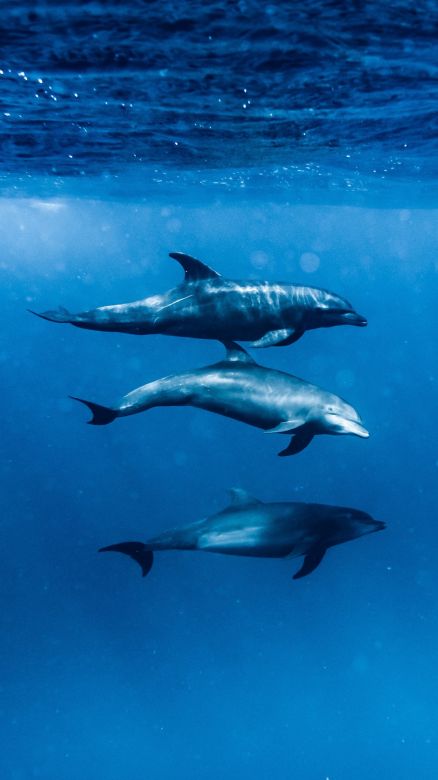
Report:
71,342,369,456
99,488,385,582
30,252,366,347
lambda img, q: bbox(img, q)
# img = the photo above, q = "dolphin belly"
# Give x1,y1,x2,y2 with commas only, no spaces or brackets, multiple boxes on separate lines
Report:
196,528,294,558
155,296,283,341
189,371,295,431
195,505,303,558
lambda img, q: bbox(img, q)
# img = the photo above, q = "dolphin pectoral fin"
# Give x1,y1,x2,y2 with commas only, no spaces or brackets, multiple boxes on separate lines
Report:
293,546,326,579
278,431,314,456
99,542,154,578
265,421,313,455
249,328,303,348
276,329,304,346
265,420,304,434
169,252,221,282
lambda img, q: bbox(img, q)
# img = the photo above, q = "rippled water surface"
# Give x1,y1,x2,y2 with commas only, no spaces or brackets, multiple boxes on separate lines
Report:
1,1,438,198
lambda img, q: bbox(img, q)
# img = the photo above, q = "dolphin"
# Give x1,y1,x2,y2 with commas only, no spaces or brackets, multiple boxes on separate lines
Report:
30,252,366,347
71,342,369,455
99,488,385,582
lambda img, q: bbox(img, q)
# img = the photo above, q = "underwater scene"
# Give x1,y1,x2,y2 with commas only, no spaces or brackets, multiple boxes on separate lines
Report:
1,3,438,779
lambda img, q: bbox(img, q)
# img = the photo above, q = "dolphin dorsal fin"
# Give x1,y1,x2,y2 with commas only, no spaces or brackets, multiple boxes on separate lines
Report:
169,252,221,282
222,341,257,365
228,488,263,508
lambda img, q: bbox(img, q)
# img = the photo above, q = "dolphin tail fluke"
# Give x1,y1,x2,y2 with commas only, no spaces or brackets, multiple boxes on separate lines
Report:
293,546,326,579
278,432,314,456
69,396,118,425
99,542,154,578
28,306,72,323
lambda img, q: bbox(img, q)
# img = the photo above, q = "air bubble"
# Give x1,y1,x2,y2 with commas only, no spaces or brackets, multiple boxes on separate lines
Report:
250,250,269,269
299,252,320,273
336,368,355,389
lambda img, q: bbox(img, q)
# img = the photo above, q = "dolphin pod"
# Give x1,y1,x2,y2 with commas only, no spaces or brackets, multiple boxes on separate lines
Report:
32,249,382,585
100,488,385,580
71,341,369,456
31,252,366,347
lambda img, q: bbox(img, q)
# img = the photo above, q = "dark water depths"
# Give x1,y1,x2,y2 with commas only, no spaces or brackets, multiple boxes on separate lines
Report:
1,1,438,200
1,3,438,779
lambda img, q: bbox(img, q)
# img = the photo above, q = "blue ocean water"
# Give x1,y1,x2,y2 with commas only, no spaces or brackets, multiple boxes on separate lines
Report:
1,4,438,780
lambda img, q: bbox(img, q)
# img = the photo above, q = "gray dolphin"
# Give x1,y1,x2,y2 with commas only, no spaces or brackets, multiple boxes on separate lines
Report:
71,342,369,455
99,488,385,581
30,252,366,347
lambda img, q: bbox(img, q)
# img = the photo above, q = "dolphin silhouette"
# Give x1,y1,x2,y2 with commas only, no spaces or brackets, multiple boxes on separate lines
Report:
71,342,369,456
30,252,366,347
100,489,385,582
